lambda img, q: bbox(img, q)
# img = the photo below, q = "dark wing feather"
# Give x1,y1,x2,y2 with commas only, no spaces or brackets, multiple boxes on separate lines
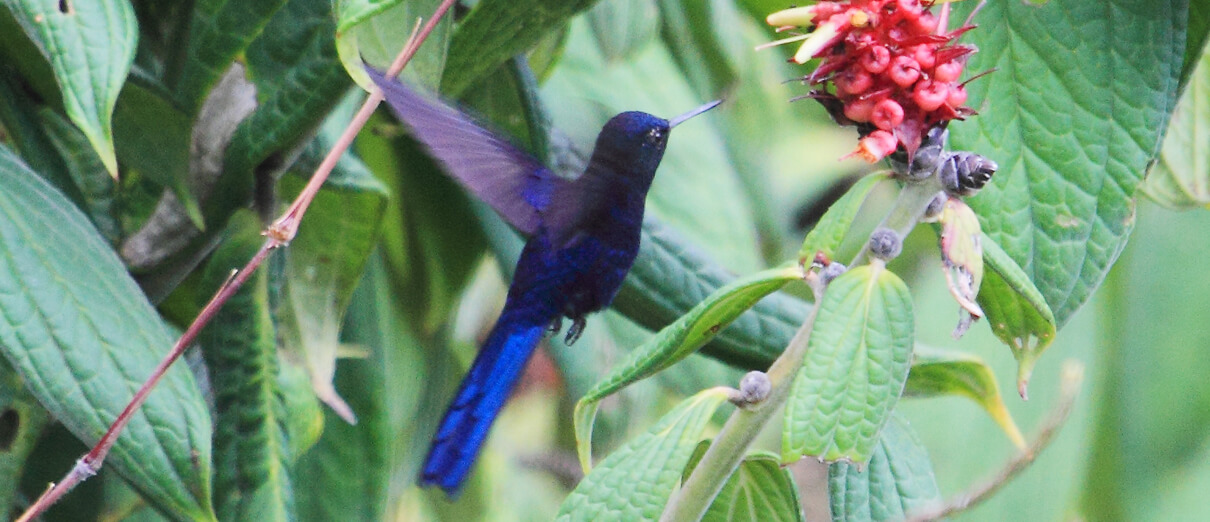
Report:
368,68,562,235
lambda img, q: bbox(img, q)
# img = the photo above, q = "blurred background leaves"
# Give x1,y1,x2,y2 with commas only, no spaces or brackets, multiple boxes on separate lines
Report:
0,0,1208,520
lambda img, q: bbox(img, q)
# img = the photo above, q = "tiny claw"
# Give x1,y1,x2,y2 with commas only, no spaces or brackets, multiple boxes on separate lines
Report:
564,317,587,345
549,317,563,336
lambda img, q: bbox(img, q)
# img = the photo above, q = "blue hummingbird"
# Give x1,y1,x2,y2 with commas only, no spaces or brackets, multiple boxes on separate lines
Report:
369,69,719,495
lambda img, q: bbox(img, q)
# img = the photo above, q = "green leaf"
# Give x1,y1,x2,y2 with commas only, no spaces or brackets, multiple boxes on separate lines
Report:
798,172,891,264
574,264,803,470
334,0,451,92
198,212,294,522
36,107,120,243
440,0,601,97
558,388,730,520
596,218,803,371
978,233,1057,397
172,0,289,110
277,116,388,423
683,446,805,522
1143,36,1210,209
0,59,79,200
951,1,1187,326
783,264,913,464
1181,0,1210,87
4,0,137,177
904,345,1026,450
655,0,738,98
587,0,658,62
0,146,214,520
828,414,941,521
113,80,198,225
0,358,51,517
209,0,350,230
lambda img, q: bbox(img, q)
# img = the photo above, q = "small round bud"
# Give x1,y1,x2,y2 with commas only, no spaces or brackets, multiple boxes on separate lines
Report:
868,228,903,261
819,261,848,285
922,191,947,222
729,371,773,408
739,371,772,403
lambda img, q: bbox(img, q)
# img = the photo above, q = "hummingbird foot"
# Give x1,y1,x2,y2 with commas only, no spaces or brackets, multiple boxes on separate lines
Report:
564,317,587,345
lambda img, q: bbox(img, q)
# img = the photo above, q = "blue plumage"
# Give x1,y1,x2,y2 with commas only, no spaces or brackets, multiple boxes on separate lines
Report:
370,68,718,495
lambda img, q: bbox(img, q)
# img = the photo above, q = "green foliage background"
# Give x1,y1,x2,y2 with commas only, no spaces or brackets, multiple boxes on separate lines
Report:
0,0,1208,520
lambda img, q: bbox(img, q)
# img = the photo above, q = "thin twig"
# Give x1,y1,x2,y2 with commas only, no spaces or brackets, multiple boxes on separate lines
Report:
16,2,458,520
906,360,1085,522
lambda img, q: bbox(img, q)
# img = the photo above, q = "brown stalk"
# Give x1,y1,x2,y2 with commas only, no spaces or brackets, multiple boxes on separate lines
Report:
16,1,458,519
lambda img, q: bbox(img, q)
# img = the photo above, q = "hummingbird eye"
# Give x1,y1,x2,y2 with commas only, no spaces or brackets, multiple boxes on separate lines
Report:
646,128,663,143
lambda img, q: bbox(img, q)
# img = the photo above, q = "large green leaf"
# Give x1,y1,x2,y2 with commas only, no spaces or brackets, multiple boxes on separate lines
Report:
3,0,136,177
171,0,289,110
440,0,601,97
278,125,388,423
978,234,1056,395
36,107,120,243
0,58,79,201
783,264,914,464
683,446,805,522
293,255,400,521
195,0,349,253
951,0,1187,326
0,146,214,521
587,0,658,62
334,0,451,92
198,213,294,522
573,264,803,470
828,414,941,521
557,388,729,520
798,173,891,264
113,80,197,224
1143,34,1210,209
904,345,1025,450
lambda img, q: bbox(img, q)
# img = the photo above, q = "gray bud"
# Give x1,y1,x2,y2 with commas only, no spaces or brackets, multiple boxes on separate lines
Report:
730,371,772,408
819,261,848,285
868,228,903,261
922,191,947,222
940,152,998,197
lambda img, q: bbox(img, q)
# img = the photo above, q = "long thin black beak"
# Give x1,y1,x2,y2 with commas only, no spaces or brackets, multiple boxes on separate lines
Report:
668,99,722,128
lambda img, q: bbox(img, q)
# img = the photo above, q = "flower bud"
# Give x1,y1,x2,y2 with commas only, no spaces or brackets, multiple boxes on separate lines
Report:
868,227,903,261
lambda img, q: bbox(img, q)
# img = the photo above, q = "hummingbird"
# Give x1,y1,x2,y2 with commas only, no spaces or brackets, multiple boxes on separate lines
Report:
369,68,720,495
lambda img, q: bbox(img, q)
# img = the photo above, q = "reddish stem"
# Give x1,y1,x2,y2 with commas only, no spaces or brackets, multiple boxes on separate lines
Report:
16,1,458,520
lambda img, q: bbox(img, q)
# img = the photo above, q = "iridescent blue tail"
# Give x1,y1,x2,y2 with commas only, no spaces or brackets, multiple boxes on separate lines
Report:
419,309,549,495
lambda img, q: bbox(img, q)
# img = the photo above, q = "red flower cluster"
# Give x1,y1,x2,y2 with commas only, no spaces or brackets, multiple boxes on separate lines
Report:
765,0,978,161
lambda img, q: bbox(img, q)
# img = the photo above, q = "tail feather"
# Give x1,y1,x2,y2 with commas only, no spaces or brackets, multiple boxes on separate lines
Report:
420,311,550,494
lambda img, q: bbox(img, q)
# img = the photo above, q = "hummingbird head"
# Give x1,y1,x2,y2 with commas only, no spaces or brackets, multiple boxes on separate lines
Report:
592,100,722,189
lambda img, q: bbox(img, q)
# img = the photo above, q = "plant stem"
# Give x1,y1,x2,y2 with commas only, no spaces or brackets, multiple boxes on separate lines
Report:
15,2,458,520
661,175,942,522
660,277,822,522
850,177,942,267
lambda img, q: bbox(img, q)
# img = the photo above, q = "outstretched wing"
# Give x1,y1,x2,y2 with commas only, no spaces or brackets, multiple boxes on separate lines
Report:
368,68,563,235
